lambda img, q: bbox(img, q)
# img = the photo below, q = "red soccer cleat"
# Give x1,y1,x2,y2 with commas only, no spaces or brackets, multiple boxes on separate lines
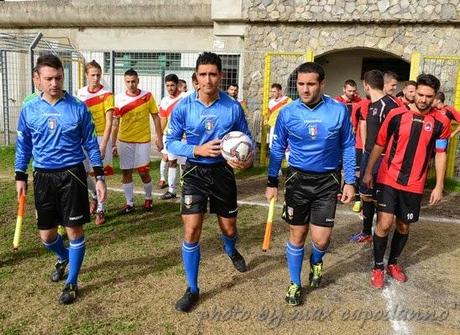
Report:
371,268,385,289
144,199,153,211
387,264,407,282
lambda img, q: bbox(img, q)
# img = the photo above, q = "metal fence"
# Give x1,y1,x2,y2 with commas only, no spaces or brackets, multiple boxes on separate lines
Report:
0,32,85,145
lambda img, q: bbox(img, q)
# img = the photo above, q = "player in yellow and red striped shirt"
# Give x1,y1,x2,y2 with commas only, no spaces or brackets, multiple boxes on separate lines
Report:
77,60,114,225
158,74,186,199
112,68,163,214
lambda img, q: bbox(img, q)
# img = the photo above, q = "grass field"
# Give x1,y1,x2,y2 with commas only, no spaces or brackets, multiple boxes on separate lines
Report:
1,146,459,335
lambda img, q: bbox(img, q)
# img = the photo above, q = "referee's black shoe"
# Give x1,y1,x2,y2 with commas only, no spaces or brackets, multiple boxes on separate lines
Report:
59,283,78,305
229,250,247,272
51,259,68,282
175,287,199,313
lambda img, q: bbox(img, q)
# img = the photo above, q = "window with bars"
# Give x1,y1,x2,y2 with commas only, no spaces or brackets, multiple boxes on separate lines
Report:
103,52,183,75
103,52,240,88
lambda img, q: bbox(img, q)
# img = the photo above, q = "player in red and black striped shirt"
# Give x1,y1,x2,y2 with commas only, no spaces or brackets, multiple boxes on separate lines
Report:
350,70,399,243
335,79,362,115
363,74,450,289
433,91,460,139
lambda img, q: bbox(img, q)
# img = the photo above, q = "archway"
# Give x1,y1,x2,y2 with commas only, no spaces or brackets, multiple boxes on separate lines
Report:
286,48,410,99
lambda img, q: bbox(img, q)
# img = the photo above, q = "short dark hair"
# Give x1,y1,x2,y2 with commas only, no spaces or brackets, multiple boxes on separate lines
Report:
85,60,102,73
363,70,384,90
165,73,179,84
178,79,186,85
271,83,282,90
195,52,222,72
344,79,357,88
228,83,238,89
124,68,138,77
435,91,445,103
384,71,398,82
403,80,417,88
294,62,325,82
36,54,63,73
416,74,440,93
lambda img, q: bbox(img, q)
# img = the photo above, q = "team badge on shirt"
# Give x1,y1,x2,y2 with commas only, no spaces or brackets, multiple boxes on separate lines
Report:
204,116,216,133
308,124,318,139
48,118,57,131
424,122,433,132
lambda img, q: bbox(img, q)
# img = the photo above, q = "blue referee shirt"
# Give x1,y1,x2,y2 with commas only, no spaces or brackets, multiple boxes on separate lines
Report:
15,92,102,172
166,91,253,165
268,95,356,184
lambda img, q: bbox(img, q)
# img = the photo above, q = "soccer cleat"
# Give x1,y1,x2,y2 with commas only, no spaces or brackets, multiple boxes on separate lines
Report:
160,191,177,200
158,180,168,189
352,201,362,213
51,259,68,282
229,250,247,272
175,287,199,312
59,283,78,305
119,204,135,215
285,283,302,306
349,231,372,243
89,198,97,215
309,262,323,288
387,264,407,282
95,211,106,225
371,268,385,289
143,199,153,211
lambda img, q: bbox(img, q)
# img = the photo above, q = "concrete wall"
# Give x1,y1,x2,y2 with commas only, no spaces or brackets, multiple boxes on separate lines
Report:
0,0,213,28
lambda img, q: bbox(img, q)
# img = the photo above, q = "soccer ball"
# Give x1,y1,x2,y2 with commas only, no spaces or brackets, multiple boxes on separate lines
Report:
221,131,253,162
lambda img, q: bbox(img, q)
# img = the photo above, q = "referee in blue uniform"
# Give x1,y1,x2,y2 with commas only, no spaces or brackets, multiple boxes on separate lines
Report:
15,54,107,304
266,62,356,306
166,52,253,312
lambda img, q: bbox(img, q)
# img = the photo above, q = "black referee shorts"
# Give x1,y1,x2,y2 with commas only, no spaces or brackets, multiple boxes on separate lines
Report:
283,166,341,227
180,162,238,218
33,163,90,230
375,183,423,224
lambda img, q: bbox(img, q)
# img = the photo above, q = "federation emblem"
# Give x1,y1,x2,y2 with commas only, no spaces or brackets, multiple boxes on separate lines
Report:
308,124,318,139
204,117,216,132
424,122,433,132
48,118,57,131
184,195,193,209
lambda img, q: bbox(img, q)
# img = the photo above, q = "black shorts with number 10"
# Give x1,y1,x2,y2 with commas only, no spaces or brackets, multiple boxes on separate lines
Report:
283,166,341,227
180,162,238,218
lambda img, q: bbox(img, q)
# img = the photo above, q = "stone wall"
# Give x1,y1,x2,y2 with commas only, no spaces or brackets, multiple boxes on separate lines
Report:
244,0,460,22
242,23,460,118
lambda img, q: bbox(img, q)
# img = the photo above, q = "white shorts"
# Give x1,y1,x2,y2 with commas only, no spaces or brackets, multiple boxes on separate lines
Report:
118,141,151,170
83,136,114,175
161,135,187,164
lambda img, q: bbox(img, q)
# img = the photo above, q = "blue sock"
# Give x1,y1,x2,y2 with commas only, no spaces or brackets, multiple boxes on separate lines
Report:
286,241,304,286
66,236,86,285
182,241,200,294
221,233,237,257
43,234,68,262
310,242,327,265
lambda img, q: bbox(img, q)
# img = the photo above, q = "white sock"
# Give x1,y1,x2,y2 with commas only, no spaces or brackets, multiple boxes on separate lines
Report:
87,175,97,199
143,181,153,199
168,167,177,194
122,182,134,206
160,160,168,181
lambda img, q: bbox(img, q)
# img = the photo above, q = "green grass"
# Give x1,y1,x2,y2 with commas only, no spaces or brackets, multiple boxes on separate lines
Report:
0,176,269,334
426,177,460,193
